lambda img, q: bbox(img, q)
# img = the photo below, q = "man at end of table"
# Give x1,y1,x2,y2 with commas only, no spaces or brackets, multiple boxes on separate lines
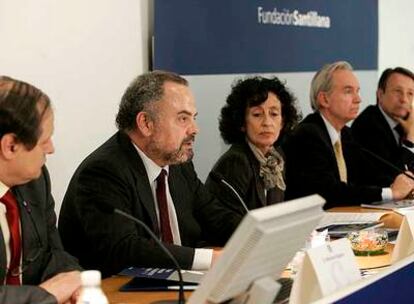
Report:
0,76,81,303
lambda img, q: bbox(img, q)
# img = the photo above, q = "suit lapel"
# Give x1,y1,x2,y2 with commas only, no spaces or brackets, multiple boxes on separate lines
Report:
168,166,185,226
313,113,337,155
118,132,158,232
12,188,40,283
311,113,341,178
244,144,266,206
374,106,400,148
135,172,158,231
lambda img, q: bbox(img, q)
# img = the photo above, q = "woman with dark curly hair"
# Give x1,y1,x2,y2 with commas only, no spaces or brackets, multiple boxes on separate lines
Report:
205,76,301,214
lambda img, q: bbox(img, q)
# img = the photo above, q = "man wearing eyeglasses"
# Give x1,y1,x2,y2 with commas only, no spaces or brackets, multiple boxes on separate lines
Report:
0,76,82,303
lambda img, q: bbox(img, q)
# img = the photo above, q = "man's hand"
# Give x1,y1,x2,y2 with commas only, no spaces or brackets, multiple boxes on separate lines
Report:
391,172,414,200
39,271,81,304
396,109,414,142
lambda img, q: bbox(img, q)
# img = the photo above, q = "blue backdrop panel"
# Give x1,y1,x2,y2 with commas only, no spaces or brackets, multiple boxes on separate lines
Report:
334,262,414,304
154,0,378,74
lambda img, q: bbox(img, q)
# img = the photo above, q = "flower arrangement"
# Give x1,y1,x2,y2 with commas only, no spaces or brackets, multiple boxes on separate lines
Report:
347,229,388,256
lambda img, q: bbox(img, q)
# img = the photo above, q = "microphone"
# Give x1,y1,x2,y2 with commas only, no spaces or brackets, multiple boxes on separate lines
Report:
345,140,414,182
209,172,249,213
97,201,185,304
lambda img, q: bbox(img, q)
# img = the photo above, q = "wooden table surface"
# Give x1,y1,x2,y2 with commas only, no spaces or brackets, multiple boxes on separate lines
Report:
102,206,402,303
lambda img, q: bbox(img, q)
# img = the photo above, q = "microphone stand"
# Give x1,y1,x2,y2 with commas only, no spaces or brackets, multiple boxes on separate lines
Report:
209,172,249,213
355,143,414,182
113,209,185,304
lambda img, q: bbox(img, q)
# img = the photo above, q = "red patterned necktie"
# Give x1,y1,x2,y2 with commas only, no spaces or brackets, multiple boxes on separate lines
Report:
0,190,21,285
156,169,173,244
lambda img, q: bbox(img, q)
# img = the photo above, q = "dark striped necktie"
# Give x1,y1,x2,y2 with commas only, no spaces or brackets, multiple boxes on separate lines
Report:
156,169,173,244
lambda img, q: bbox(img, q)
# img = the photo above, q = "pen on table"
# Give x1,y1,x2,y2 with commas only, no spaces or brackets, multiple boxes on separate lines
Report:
167,285,198,290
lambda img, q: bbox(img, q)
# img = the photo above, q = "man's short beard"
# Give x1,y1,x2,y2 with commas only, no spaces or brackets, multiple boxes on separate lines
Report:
148,135,195,165
165,146,194,164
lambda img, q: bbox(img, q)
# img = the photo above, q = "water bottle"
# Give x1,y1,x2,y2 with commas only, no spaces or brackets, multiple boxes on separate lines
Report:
77,270,108,304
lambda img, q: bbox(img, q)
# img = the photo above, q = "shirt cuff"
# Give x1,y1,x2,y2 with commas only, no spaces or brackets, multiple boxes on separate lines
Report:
382,187,393,201
192,248,213,270
402,144,414,154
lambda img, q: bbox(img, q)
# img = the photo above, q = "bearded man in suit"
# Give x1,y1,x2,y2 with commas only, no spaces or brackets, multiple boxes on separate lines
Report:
59,71,242,277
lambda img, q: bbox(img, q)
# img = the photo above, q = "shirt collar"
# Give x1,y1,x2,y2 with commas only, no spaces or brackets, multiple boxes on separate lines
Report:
378,104,398,129
132,142,169,182
320,113,340,145
0,181,9,199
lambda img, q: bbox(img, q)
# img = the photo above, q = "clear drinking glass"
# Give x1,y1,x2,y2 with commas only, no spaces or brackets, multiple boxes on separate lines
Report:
347,228,388,256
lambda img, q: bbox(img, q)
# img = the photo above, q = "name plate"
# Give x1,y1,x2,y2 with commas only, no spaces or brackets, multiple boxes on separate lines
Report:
290,238,361,304
391,212,414,264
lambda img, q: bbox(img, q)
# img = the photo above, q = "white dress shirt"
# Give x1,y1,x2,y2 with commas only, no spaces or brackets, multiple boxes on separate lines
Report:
133,143,212,270
379,104,414,153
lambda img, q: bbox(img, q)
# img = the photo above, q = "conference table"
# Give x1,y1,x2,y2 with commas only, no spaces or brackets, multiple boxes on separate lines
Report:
102,275,190,304
101,207,402,304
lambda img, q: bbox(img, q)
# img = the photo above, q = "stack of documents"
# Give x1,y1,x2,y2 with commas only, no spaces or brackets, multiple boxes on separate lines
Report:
317,212,386,238
118,267,204,291
317,212,388,228
361,200,414,215
119,267,204,283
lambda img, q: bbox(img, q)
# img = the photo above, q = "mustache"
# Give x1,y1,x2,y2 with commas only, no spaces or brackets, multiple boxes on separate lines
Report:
182,134,195,144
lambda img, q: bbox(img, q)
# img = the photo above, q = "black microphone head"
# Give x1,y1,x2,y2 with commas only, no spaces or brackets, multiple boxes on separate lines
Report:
209,171,224,183
208,171,249,213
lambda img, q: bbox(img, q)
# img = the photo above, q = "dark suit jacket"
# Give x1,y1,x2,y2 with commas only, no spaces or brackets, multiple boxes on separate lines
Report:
351,105,414,186
58,132,242,278
0,167,81,304
205,142,284,215
282,113,382,209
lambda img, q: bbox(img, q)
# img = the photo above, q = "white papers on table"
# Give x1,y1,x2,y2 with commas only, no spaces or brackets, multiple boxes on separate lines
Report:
317,212,388,229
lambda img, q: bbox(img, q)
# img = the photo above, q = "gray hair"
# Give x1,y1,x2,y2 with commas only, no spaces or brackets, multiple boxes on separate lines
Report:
115,70,188,131
310,61,353,111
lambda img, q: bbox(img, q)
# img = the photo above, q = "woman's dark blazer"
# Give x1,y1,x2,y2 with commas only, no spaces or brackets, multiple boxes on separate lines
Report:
205,142,284,215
